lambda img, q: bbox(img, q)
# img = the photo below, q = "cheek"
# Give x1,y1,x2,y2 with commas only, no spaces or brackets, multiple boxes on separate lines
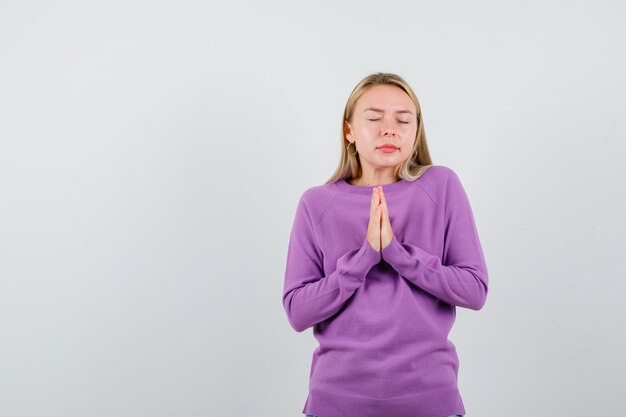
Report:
356,126,376,138
404,130,417,144
400,137,416,154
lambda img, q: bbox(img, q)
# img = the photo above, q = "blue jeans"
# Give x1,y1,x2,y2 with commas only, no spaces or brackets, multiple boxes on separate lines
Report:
306,415,462,417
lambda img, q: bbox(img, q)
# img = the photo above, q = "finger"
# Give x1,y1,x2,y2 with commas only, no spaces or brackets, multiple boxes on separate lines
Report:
381,201,391,232
371,189,381,227
375,188,382,209
370,187,377,217
378,204,383,235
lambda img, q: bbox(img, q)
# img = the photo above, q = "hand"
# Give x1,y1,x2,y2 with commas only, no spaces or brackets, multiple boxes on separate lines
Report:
366,187,382,251
367,187,395,252
378,187,394,250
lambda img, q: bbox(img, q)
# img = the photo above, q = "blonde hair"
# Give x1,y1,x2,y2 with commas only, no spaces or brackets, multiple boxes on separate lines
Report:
325,72,433,185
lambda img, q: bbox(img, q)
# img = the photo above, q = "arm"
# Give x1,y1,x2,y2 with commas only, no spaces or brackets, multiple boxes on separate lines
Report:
381,170,489,310
282,195,381,332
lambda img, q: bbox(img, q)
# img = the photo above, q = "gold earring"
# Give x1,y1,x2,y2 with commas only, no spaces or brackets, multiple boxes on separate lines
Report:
346,141,358,156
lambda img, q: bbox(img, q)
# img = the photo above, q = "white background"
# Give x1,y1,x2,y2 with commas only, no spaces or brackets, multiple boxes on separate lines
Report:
1,1,624,416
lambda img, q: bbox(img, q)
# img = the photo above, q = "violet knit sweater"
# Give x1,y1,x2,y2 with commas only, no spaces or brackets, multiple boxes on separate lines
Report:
282,165,488,417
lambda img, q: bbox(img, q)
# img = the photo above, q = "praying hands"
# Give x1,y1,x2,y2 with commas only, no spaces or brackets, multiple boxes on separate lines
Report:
366,186,395,252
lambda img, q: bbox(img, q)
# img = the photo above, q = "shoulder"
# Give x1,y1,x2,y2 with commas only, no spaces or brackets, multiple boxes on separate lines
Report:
411,165,466,214
294,182,338,224
420,164,459,182
411,164,461,193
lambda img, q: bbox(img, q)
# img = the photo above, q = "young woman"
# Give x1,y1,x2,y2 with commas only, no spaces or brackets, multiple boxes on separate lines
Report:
282,72,488,417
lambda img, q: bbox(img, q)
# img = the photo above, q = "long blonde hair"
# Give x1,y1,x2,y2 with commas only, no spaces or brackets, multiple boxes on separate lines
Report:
325,72,433,184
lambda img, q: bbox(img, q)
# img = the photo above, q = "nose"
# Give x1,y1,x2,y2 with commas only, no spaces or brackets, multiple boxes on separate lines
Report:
382,125,397,136
381,118,397,136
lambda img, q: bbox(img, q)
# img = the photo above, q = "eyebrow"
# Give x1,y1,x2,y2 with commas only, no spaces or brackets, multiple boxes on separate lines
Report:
363,107,414,115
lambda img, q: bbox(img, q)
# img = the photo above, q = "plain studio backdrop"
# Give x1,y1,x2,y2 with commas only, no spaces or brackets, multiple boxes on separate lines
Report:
1,1,624,416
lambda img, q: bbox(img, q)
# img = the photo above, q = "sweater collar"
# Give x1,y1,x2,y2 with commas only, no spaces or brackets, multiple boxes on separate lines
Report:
334,177,411,195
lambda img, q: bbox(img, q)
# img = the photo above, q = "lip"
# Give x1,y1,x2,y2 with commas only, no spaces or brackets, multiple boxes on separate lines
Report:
377,145,399,151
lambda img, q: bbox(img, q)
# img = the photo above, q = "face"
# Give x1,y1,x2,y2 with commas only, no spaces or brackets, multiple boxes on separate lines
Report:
345,84,418,174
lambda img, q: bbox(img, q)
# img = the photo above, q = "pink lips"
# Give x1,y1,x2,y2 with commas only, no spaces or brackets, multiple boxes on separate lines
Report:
377,145,399,153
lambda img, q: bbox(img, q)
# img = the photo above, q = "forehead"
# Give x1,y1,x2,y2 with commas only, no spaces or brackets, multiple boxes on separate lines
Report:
356,84,415,112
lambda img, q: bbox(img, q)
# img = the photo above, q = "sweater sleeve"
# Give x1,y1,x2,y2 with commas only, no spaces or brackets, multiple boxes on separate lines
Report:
380,170,489,310
282,194,382,332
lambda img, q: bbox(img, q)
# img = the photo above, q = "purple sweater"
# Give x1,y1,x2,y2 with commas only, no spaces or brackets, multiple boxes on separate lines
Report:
282,165,489,417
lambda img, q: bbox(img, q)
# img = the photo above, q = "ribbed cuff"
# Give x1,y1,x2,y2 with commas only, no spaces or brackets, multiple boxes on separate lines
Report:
380,233,407,267
359,237,382,270
336,238,382,289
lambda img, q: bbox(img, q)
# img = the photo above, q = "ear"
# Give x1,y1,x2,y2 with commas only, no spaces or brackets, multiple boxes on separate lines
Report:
344,120,353,141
